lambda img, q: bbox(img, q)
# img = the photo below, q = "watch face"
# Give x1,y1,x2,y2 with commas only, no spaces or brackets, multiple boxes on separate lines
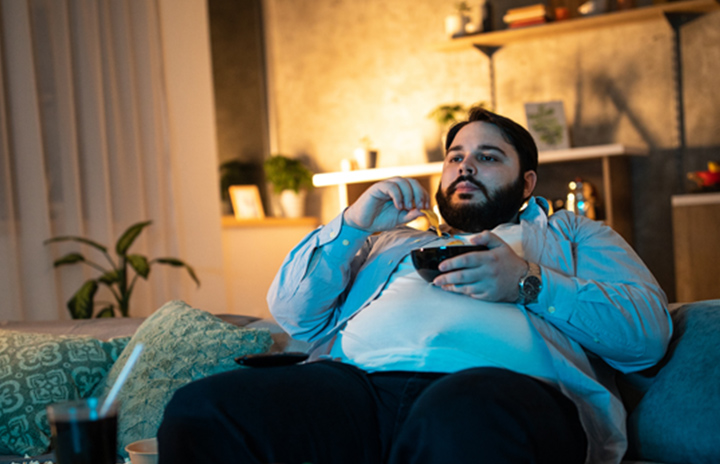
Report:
522,275,542,301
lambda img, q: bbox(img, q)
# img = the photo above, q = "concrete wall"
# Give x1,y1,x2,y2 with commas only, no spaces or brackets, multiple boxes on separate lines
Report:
261,0,720,301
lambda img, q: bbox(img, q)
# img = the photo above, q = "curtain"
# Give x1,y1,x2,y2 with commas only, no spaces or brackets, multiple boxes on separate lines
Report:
0,0,186,320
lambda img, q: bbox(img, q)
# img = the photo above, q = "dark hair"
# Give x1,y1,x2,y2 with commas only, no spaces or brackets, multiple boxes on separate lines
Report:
445,106,538,174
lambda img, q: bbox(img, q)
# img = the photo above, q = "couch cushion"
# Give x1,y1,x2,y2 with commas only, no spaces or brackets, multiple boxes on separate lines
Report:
626,299,720,463
91,300,272,459
0,330,128,456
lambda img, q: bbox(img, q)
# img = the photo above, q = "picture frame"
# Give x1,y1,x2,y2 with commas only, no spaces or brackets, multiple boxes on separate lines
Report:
524,101,571,151
229,185,265,219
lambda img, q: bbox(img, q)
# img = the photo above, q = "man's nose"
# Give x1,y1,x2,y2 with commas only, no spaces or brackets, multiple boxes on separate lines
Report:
458,157,476,175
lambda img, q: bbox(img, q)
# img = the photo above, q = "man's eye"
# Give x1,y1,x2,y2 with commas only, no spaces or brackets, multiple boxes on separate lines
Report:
479,154,497,162
448,155,463,163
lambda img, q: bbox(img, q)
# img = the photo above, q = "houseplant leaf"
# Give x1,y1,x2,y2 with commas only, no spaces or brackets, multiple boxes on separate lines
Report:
53,253,86,267
155,258,201,286
116,220,152,256
95,305,116,318
127,254,150,279
67,280,99,319
263,155,313,194
44,236,108,254
98,270,120,285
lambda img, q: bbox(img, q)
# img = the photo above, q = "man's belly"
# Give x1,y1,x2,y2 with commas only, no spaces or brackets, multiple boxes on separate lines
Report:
330,255,558,384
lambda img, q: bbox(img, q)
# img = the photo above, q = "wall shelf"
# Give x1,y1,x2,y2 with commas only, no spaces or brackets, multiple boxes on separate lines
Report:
221,216,319,228
431,0,719,51
313,144,646,242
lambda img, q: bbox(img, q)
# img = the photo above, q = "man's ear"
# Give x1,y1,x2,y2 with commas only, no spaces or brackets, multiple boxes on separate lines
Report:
523,170,537,199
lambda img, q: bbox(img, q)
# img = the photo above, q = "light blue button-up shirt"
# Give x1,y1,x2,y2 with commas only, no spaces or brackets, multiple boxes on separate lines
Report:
268,196,672,464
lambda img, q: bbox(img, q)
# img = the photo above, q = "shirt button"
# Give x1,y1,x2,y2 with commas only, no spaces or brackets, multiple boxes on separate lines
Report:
593,338,600,343
329,231,337,238
342,239,349,246
388,260,394,265
548,306,556,314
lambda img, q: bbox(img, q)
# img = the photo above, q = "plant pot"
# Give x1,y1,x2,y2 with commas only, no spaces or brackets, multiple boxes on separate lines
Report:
445,14,470,37
279,190,307,218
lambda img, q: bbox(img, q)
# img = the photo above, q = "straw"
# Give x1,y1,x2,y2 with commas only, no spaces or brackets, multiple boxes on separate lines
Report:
99,343,144,417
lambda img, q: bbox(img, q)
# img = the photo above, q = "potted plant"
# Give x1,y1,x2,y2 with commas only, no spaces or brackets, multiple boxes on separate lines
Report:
263,155,314,218
445,2,473,37
45,221,200,319
427,103,471,149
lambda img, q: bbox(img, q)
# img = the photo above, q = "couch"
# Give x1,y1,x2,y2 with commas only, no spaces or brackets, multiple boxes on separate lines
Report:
0,298,717,464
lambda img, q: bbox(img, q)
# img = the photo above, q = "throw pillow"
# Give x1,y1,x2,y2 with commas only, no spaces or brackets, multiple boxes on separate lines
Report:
0,331,129,456
626,299,720,463
90,300,272,458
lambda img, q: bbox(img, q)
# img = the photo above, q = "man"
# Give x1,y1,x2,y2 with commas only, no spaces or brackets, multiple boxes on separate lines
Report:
158,107,671,464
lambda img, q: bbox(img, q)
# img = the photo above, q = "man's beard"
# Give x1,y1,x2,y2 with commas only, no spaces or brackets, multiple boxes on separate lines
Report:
435,174,527,233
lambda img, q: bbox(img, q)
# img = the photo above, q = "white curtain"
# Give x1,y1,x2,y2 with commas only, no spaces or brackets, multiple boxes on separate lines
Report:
0,0,189,321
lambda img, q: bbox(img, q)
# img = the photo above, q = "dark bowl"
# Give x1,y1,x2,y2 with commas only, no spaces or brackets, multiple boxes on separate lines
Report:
411,245,489,283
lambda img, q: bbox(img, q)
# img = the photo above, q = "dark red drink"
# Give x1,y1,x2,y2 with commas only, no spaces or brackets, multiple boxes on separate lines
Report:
47,398,118,464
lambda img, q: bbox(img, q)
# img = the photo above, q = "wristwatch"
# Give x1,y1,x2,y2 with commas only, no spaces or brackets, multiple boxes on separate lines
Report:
517,262,542,305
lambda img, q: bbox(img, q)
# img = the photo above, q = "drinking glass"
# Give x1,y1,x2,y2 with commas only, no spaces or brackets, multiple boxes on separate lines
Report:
46,397,118,464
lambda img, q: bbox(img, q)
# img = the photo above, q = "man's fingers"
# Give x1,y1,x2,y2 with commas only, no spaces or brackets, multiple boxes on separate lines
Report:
437,251,488,273
378,177,428,211
467,231,506,249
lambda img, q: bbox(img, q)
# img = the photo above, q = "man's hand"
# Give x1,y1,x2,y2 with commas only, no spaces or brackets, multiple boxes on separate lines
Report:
343,177,430,233
433,231,528,303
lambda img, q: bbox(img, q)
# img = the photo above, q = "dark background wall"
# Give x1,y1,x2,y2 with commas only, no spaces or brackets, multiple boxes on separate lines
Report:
209,0,720,301
208,0,268,211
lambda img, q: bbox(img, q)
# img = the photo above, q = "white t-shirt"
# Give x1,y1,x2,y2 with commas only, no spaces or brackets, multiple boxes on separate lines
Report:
330,223,558,385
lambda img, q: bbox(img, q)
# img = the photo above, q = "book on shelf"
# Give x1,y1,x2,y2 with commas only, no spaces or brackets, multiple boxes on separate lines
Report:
508,17,549,28
502,3,549,23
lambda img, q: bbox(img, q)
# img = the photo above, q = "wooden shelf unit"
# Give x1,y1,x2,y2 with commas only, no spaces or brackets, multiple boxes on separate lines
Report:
432,0,719,51
313,144,646,242
672,193,720,301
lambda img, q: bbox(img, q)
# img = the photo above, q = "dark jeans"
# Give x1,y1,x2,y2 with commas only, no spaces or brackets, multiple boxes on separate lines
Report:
157,361,587,464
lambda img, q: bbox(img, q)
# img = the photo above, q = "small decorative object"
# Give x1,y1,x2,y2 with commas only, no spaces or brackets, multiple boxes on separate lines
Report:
578,0,608,16
44,221,200,319
524,101,571,151
554,6,570,20
263,154,314,218
445,1,472,37
229,185,265,219
566,178,598,219
219,160,261,215
687,161,720,192
353,136,378,170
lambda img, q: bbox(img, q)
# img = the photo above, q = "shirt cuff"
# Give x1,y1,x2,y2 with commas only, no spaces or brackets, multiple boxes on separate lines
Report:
316,210,373,258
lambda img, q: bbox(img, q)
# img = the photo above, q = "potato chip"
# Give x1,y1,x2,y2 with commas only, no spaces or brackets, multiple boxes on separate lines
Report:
421,208,442,237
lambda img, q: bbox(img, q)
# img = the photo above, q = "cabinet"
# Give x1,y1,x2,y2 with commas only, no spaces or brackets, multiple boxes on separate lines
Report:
313,143,645,243
672,193,720,301
221,216,319,319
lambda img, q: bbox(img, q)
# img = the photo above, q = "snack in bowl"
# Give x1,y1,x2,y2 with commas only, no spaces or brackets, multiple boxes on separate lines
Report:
411,244,489,283
420,208,442,237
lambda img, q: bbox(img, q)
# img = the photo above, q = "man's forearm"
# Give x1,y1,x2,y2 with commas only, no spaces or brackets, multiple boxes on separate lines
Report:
267,212,372,342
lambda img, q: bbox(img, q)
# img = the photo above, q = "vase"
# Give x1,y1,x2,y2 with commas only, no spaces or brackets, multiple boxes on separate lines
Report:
279,190,307,218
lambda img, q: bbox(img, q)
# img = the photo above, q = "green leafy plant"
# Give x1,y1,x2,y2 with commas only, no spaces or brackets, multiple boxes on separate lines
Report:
427,103,468,128
263,155,314,194
44,221,200,319
455,1,471,15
